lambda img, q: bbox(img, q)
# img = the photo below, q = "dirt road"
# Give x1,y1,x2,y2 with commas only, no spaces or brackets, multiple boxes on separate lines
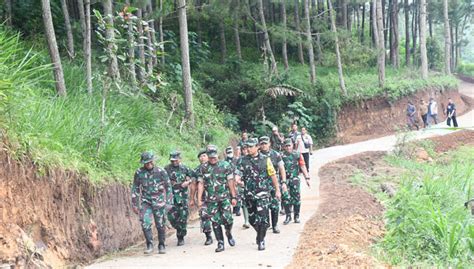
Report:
87,82,473,269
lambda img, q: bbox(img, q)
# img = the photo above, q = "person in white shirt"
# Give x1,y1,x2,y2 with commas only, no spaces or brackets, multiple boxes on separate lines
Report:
428,97,438,125
300,127,313,172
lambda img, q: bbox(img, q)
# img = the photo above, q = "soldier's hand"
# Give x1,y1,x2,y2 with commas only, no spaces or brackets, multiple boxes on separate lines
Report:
305,178,311,188
275,189,282,201
197,200,203,208
132,207,139,215
231,198,237,207
282,183,288,193
189,199,195,208
181,180,191,188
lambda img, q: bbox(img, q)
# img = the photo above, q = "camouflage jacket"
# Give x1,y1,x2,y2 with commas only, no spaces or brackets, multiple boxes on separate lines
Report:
131,166,172,209
236,153,276,199
165,163,193,205
282,151,304,179
196,161,234,202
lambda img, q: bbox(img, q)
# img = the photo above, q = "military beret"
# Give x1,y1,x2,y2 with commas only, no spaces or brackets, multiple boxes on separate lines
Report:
197,149,207,158
284,138,293,146
259,136,270,144
140,151,156,164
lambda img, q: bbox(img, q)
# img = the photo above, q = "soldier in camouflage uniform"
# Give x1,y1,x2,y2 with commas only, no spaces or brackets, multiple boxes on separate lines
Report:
131,151,172,254
235,138,281,251
225,146,241,217
281,138,310,225
259,136,287,234
165,150,193,246
235,131,248,158
189,149,214,246
236,144,251,228
197,145,238,252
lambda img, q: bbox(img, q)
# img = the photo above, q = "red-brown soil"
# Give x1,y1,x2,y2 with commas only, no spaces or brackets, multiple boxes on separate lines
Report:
288,152,388,268
427,130,474,153
337,88,473,144
0,145,142,268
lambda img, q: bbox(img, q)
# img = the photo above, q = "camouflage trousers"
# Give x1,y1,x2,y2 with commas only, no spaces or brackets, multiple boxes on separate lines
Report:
282,177,301,206
269,188,280,212
199,202,212,234
207,200,233,228
139,202,165,230
246,196,270,229
167,203,189,237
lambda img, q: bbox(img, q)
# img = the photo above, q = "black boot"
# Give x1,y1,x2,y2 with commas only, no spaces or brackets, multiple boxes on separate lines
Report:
271,210,280,234
258,225,267,251
177,235,185,246
225,224,236,246
213,226,225,253
143,229,153,255
204,231,213,246
283,205,292,225
157,227,166,254
294,204,301,223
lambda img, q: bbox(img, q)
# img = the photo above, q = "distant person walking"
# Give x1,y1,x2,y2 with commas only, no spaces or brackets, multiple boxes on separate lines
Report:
446,98,458,127
270,126,284,151
428,98,438,125
288,123,302,150
300,127,313,172
419,99,429,128
406,101,419,130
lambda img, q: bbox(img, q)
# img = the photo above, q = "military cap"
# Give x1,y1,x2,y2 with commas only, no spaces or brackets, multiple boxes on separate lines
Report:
169,150,181,161
206,145,218,158
245,138,258,147
284,138,293,146
197,148,207,158
140,151,156,164
225,146,233,155
259,136,270,144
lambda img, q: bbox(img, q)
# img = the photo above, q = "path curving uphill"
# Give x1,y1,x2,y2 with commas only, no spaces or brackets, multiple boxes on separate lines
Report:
87,81,474,269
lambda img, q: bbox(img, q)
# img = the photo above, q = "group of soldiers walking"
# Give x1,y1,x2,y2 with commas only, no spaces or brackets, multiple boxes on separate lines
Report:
131,126,311,254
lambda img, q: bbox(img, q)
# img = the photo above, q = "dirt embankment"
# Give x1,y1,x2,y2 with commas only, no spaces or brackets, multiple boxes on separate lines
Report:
0,146,142,268
337,88,473,144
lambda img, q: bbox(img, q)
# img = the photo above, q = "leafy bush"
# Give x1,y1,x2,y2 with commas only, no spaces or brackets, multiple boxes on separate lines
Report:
457,62,474,77
379,147,474,267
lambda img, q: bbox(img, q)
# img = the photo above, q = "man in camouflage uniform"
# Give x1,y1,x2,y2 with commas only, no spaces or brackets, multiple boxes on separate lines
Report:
225,146,241,217
165,150,193,246
236,144,251,229
235,131,249,158
259,136,287,234
197,145,238,252
281,138,310,225
131,151,172,254
235,138,281,251
189,149,214,245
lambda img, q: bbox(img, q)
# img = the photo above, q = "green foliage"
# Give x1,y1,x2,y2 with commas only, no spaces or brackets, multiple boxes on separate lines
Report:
457,62,474,77
378,147,474,267
0,27,234,183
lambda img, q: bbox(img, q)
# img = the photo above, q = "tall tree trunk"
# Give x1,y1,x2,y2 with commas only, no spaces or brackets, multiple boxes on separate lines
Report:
428,10,433,38
281,0,289,70
303,0,316,84
178,0,194,126
5,0,12,25
450,23,455,71
125,0,137,89
234,0,242,61
419,0,428,79
361,4,366,43
137,9,146,82
404,0,410,66
219,20,227,63
328,0,346,95
294,0,305,64
412,0,418,66
443,0,450,74
41,0,67,96
147,2,158,68
370,2,376,46
341,0,348,29
60,0,75,58
376,0,385,87
390,0,399,68
103,0,121,81
454,23,459,69
78,0,92,93
196,0,202,46
159,0,165,65
386,0,391,50
258,0,278,75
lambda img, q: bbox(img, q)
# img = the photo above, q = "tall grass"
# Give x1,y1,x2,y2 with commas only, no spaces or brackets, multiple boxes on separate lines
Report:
0,27,235,183
379,147,474,267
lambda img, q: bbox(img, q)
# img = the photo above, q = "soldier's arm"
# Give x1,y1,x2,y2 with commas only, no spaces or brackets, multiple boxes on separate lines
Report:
267,158,281,200
131,172,140,213
298,154,310,187
226,165,237,205
197,181,204,207
163,170,173,206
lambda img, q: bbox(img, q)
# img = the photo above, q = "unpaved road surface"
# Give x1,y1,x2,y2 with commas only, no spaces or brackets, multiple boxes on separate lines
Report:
88,82,473,269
